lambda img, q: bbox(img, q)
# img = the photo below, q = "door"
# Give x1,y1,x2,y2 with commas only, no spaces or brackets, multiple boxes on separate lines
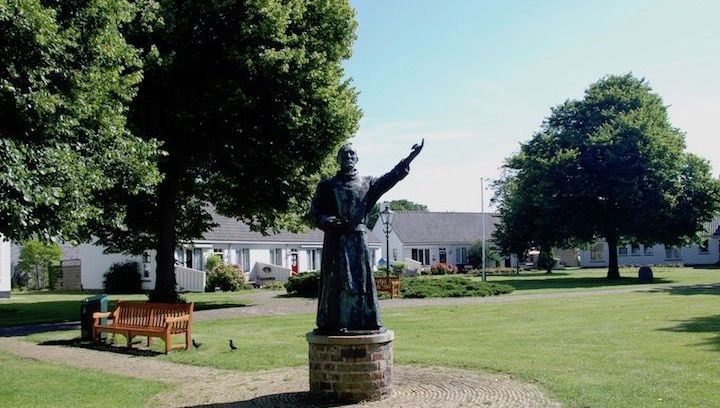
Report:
439,248,447,264
291,251,299,275
185,249,193,268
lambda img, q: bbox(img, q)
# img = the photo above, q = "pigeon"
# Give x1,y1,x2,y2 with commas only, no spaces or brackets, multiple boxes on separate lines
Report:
192,339,202,349
229,339,238,350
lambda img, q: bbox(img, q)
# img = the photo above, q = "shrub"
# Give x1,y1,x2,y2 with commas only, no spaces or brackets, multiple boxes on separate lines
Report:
430,262,457,275
285,271,320,297
205,254,223,271
206,264,245,292
103,261,143,294
391,262,405,275
401,276,514,298
537,249,555,272
11,264,28,290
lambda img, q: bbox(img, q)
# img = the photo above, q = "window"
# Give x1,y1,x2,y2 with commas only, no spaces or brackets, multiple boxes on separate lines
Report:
269,248,283,266
590,243,604,261
455,247,468,264
664,245,680,260
643,245,654,256
630,244,641,255
213,248,225,262
307,249,321,270
699,239,709,254
618,246,628,256
241,249,250,272
411,248,431,265
392,249,398,261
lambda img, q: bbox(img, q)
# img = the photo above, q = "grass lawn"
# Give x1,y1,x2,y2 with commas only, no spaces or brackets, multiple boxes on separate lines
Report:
0,351,166,407
26,276,720,407
485,266,720,294
0,291,252,327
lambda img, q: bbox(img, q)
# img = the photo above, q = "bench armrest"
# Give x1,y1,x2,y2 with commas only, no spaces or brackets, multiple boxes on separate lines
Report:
93,312,112,319
165,314,190,324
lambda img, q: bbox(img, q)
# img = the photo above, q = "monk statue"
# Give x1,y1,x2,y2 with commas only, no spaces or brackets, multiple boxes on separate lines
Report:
310,140,424,335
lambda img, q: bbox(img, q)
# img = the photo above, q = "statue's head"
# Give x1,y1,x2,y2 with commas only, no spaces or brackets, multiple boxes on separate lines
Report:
337,144,358,172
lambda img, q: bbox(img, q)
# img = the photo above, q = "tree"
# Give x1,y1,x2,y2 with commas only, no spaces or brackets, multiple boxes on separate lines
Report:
499,74,720,279
368,199,428,229
92,1,361,301
467,241,502,268
0,1,161,242
18,239,62,290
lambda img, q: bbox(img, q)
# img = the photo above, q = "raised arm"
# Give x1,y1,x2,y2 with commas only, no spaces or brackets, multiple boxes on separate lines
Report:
366,139,424,210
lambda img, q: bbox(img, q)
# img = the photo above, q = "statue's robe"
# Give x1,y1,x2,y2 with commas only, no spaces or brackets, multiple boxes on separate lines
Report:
311,163,409,334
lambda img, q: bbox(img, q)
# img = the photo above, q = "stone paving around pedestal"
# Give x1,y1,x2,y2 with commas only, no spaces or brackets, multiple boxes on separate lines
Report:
0,337,560,407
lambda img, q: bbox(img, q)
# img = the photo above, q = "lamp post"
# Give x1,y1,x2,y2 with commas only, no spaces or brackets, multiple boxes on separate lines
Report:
379,205,394,278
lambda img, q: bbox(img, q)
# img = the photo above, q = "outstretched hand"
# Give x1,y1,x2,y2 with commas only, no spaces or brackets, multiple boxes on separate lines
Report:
403,138,424,165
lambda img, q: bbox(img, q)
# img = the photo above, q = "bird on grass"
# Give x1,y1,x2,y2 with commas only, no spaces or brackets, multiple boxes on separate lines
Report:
229,339,238,351
192,339,202,349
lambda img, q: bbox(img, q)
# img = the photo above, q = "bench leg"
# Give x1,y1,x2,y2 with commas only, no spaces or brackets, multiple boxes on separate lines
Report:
147,337,152,348
126,332,133,349
165,332,171,354
185,329,191,350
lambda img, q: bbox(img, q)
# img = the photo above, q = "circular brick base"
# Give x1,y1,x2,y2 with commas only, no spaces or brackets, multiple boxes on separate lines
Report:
306,330,394,403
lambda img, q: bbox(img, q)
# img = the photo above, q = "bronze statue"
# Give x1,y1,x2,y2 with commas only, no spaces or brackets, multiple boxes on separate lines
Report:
311,140,424,334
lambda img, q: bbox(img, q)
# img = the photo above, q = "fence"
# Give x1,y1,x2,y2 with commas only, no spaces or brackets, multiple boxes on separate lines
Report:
175,265,206,292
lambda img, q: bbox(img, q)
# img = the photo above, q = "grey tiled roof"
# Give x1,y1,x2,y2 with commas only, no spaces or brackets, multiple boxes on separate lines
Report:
200,209,382,244
390,212,498,244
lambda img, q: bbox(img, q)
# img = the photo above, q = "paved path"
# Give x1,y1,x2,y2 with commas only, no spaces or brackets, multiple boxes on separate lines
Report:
0,337,560,407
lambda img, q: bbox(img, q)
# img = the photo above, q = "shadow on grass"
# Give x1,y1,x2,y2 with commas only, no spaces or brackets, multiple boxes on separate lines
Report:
493,276,673,291
275,293,317,299
37,337,165,357
647,283,720,296
0,299,249,328
186,392,350,407
660,314,720,351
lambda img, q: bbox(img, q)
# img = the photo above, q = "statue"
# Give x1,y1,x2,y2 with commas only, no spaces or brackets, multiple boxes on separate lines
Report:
310,140,424,335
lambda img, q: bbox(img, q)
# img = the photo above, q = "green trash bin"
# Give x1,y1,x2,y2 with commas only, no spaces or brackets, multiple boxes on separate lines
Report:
80,294,108,341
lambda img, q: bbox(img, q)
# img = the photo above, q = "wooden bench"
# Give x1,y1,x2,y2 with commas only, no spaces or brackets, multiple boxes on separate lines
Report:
375,276,401,298
93,301,194,353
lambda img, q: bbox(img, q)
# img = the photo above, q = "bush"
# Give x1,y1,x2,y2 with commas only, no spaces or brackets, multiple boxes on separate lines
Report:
103,262,143,294
205,254,223,271
430,262,457,275
391,262,405,275
285,271,320,297
537,249,555,272
11,264,28,290
401,276,514,298
206,264,245,292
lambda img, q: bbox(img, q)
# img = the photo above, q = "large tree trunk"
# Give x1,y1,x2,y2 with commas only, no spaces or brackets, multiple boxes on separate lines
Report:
606,234,620,280
150,165,181,303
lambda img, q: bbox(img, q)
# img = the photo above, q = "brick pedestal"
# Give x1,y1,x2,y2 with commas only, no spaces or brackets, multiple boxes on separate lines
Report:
307,330,394,403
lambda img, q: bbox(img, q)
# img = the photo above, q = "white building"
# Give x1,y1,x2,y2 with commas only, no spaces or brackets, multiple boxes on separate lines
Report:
579,217,720,267
372,211,507,269
1,236,10,298
11,209,383,291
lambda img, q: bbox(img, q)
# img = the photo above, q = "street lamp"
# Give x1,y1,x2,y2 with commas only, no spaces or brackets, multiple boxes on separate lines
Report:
379,205,394,278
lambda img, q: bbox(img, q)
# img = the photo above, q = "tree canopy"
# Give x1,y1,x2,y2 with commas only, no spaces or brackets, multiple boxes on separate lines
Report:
0,0,161,242
90,0,362,301
495,74,720,278
368,199,428,228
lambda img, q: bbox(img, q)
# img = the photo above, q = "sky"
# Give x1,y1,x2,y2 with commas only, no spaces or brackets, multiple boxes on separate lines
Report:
344,0,720,212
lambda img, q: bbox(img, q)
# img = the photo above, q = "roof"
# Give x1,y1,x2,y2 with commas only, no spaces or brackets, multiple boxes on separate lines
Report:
389,212,498,245
199,209,382,245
